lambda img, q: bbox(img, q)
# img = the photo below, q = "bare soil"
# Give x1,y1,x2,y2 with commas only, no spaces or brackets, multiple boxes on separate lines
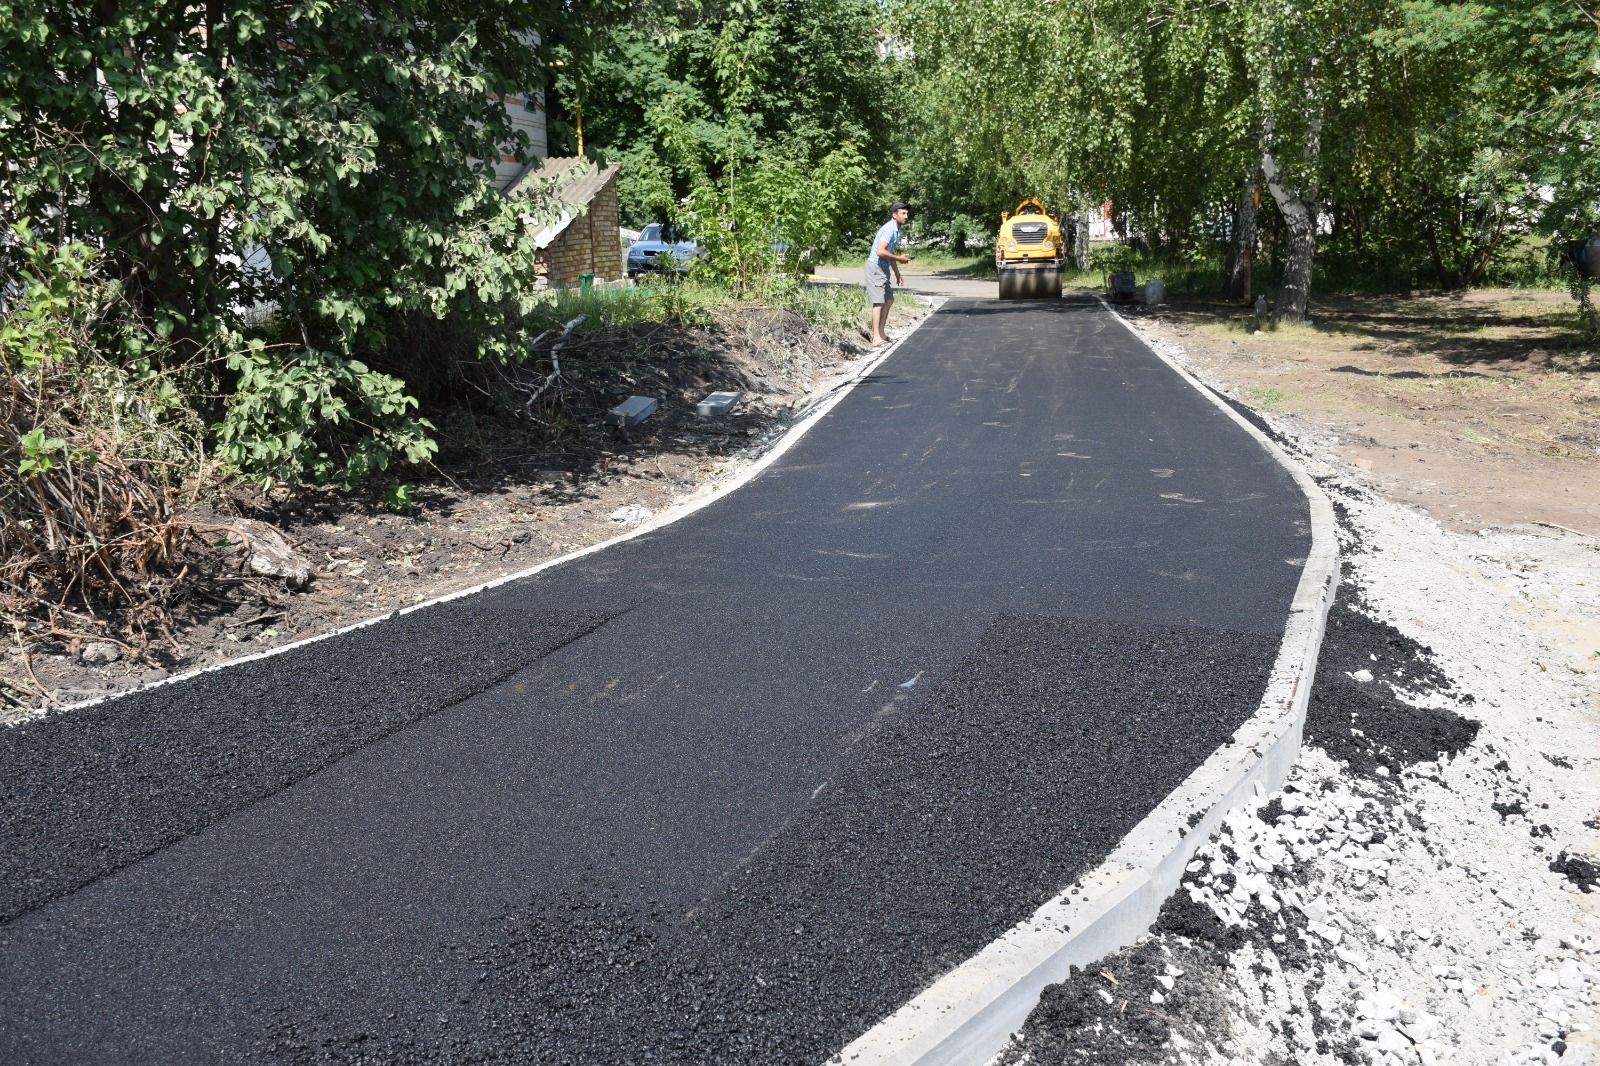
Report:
1120,288,1600,536
4,297,926,719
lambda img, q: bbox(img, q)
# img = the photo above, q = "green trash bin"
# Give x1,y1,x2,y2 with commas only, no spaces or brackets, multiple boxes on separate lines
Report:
579,272,594,295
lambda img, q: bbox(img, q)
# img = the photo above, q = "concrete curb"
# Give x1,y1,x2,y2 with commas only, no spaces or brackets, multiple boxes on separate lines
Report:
17,300,942,726
828,297,1338,1066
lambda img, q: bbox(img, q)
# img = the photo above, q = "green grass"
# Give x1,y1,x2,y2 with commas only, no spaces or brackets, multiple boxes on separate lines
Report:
1243,385,1290,410
1073,245,1229,299
528,277,727,332
775,280,865,336
1059,266,1105,292
904,251,996,274
525,272,867,341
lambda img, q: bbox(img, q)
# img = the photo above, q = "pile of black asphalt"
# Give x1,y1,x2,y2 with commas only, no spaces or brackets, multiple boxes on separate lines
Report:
1305,580,1479,776
0,297,1310,1065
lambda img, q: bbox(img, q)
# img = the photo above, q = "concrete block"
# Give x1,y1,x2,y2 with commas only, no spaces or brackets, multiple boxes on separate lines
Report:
696,391,742,419
607,395,657,427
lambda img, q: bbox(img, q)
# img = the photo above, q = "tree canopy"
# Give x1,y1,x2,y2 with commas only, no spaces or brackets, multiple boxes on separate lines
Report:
3,0,1592,496
1,0,570,482
541,2,885,209
894,0,1600,322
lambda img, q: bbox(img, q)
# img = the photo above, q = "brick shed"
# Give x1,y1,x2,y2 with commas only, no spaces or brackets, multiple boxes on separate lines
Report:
508,156,624,289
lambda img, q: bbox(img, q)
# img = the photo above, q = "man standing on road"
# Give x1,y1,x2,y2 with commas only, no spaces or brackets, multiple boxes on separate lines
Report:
865,201,912,348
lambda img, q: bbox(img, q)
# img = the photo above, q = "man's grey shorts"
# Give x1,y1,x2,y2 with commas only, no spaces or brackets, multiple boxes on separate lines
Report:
865,264,893,304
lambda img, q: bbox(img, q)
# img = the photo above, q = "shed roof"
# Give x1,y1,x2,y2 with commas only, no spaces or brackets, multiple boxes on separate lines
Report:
506,156,623,250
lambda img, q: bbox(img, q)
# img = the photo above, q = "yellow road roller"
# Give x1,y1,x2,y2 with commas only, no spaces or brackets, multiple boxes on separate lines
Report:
995,198,1065,300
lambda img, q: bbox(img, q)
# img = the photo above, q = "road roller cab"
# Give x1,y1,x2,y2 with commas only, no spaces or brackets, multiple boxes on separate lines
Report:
996,198,1065,300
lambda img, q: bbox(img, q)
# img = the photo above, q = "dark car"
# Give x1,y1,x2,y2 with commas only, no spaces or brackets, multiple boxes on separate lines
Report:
627,223,702,278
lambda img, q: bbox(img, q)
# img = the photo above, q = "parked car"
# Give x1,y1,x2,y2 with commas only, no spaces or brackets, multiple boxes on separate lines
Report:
627,223,702,277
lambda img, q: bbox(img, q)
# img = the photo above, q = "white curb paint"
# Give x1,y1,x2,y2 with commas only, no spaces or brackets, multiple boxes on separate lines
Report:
828,296,1338,1066
17,299,944,726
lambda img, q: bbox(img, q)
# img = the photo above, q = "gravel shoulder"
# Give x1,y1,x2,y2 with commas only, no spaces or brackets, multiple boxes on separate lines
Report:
1001,305,1600,1065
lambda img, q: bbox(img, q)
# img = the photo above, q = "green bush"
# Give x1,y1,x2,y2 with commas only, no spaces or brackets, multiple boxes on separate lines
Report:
216,344,437,486
2,229,209,640
1,226,204,478
770,278,865,337
1486,236,1567,289
682,146,872,293
528,278,725,333
0,3,567,487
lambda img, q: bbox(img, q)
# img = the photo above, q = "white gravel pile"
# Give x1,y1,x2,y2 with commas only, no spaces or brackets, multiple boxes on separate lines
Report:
1185,749,1597,1064
1162,478,1600,1066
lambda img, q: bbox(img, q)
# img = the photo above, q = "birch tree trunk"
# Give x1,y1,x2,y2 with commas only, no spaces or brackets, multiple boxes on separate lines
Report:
1261,98,1323,323
1224,176,1258,303
1261,152,1315,322
1075,210,1091,271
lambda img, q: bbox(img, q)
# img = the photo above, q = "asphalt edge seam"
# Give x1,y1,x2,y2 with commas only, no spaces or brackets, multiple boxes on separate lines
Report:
18,298,944,725
827,296,1339,1066
0,610,623,928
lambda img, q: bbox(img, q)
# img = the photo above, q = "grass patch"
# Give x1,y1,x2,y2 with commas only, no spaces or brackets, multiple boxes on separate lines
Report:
774,278,866,337
1061,267,1106,292
1275,318,1358,338
1200,315,1275,337
523,272,872,347
1243,385,1289,410
1198,313,1365,341
1078,245,1227,300
528,278,727,332
907,251,996,274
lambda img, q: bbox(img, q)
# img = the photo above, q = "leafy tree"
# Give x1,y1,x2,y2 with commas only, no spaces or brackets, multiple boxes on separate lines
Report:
895,0,1598,327
0,0,567,484
542,0,893,247
1233,0,1395,319
538,0,699,162
1378,0,1599,320
898,1,1125,216
745,0,893,167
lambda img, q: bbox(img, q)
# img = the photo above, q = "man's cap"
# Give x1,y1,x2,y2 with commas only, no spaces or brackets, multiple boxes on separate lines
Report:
890,200,910,213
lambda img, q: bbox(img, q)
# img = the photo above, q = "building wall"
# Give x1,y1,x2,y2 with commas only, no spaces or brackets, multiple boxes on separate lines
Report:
495,91,548,190
540,172,624,287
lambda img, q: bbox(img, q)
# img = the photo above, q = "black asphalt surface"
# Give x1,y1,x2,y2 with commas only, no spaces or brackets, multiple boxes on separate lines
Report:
0,297,1309,1064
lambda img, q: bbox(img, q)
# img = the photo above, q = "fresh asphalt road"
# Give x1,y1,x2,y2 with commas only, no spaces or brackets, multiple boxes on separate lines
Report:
0,297,1309,1064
